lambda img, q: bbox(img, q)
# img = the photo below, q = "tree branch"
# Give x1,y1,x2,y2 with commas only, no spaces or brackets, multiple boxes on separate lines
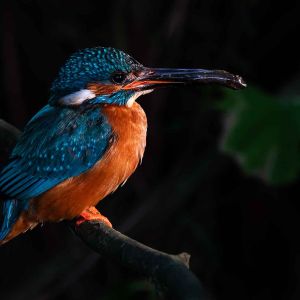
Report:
0,118,209,300
71,221,207,299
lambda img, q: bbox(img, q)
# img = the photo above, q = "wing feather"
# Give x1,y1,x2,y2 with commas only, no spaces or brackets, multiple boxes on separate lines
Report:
0,104,112,201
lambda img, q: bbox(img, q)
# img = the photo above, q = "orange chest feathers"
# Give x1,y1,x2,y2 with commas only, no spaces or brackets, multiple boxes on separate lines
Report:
31,102,147,221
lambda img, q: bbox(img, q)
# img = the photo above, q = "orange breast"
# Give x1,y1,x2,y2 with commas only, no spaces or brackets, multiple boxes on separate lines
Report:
29,102,147,222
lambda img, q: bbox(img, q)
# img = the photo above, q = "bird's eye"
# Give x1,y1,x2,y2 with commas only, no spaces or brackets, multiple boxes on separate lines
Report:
111,72,127,84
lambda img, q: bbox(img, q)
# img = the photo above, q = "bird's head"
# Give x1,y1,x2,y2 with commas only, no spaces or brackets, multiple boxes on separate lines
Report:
49,47,246,107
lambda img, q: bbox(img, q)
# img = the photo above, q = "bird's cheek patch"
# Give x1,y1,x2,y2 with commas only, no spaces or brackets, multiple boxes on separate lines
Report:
87,83,122,96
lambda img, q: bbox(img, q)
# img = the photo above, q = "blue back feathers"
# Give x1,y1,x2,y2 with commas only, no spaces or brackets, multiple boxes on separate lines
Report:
0,105,112,201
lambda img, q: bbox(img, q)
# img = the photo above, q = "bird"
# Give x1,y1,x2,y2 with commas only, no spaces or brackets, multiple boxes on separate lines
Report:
0,46,246,245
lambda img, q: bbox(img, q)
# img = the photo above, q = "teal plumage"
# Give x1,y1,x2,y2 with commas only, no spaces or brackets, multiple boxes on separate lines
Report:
0,105,112,201
49,47,142,105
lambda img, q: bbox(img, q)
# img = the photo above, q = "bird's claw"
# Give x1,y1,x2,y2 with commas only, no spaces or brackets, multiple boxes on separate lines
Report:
76,206,112,228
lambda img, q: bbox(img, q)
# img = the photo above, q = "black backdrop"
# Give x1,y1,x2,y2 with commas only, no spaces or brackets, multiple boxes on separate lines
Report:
1,1,300,299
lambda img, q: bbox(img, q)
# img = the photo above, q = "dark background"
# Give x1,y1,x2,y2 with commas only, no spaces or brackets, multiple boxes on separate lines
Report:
1,0,300,299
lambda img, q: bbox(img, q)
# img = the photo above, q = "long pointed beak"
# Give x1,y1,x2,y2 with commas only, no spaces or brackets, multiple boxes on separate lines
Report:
124,68,246,91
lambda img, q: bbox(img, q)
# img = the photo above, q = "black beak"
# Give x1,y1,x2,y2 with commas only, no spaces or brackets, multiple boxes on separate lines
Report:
124,68,246,91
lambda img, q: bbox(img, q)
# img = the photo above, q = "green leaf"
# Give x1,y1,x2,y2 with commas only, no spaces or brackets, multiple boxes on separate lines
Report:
218,87,300,185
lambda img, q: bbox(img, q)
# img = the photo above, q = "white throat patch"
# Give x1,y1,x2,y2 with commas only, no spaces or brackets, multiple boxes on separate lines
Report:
59,89,96,105
126,89,154,107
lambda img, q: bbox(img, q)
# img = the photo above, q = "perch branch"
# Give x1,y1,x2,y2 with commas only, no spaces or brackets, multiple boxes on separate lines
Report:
71,220,207,300
0,119,208,300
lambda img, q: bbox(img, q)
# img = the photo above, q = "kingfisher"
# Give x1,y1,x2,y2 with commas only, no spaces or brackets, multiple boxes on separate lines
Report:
0,47,246,244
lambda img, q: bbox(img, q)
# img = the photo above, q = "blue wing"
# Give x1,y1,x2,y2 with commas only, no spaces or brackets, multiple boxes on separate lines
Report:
0,105,112,202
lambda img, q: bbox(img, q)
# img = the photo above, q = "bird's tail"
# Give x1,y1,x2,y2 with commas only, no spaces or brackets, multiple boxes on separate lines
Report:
0,199,21,243
0,198,36,245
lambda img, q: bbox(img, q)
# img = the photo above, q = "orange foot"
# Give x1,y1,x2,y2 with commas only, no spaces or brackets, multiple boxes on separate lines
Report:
76,206,112,228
